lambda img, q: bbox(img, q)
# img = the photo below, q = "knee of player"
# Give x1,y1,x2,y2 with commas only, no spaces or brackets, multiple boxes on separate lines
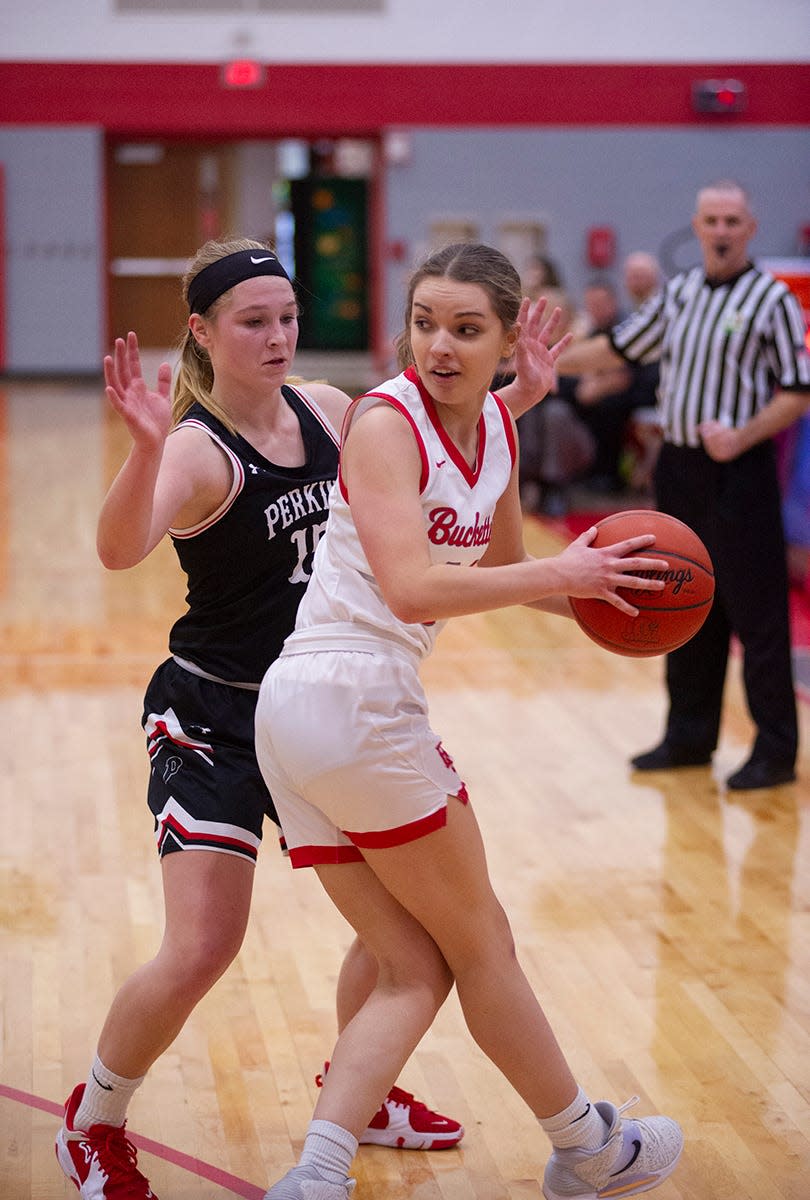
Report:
161,923,245,989
440,899,518,979
375,943,454,1008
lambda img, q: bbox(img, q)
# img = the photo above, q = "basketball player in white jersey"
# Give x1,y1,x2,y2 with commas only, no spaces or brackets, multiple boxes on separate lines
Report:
254,242,684,1200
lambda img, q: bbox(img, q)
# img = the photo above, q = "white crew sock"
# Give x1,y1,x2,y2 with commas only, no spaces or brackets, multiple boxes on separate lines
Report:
298,1119,358,1184
73,1056,146,1130
539,1086,609,1151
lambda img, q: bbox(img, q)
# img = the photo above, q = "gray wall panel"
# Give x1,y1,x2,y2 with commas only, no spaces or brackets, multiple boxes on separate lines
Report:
0,127,104,373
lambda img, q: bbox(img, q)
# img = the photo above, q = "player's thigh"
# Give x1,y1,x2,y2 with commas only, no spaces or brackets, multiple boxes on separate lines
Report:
316,860,451,997
161,848,255,962
360,797,514,975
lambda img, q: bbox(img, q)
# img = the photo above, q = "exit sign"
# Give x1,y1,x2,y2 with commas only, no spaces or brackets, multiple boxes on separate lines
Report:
221,60,266,89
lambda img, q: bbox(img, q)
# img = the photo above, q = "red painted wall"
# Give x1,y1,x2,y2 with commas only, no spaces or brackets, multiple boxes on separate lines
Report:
2,62,808,134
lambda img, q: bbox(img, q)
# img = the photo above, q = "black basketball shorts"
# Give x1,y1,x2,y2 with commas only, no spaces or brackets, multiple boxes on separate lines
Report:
142,658,281,862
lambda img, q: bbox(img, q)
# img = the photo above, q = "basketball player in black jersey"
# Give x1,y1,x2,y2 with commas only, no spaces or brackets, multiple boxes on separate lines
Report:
56,237,570,1199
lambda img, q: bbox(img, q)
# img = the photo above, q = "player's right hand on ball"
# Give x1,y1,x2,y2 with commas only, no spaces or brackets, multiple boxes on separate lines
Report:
559,527,668,615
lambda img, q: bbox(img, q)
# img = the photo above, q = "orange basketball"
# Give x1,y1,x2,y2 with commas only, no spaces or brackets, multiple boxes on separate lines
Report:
569,509,715,657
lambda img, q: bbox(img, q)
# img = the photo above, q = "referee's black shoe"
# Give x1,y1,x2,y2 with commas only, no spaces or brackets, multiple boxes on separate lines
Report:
726,756,796,791
630,741,712,771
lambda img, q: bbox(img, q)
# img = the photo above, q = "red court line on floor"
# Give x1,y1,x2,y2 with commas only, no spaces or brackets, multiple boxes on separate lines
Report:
0,1083,266,1199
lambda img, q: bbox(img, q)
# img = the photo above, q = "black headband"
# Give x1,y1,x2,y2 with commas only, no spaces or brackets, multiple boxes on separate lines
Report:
187,249,291,314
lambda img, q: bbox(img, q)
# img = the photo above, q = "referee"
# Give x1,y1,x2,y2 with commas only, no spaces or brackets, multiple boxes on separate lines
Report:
555,180,810,790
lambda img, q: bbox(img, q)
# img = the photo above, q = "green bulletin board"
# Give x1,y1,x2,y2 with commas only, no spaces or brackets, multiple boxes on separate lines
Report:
292,177,369,350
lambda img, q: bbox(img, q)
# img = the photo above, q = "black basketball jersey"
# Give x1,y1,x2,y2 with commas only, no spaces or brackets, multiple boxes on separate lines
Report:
167,385,339,684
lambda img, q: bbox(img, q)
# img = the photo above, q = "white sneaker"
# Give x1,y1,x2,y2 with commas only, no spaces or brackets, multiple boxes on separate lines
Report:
542,1097,683,1200
263,1164,356,1200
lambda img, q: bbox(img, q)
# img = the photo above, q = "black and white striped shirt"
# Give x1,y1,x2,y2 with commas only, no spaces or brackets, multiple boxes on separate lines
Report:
610,264,810,447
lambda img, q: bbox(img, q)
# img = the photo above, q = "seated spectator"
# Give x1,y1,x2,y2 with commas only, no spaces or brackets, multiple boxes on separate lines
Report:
513,259,597,515
518,373,597,516
491,253,567,391
521,252,566,305
569,279,636,493
521,269,665,509
623,251,662,310
621,252,665,493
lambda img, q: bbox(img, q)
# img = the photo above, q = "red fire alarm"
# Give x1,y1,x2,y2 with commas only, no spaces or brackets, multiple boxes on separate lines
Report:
221,59,266,89
586,226,616,269
692,78,747,115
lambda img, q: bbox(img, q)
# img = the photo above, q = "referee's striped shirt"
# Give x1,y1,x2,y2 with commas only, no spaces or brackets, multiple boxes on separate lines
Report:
610,263,810,447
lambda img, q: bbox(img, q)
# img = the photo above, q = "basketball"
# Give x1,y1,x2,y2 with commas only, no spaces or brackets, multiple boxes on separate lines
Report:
569,509,715,657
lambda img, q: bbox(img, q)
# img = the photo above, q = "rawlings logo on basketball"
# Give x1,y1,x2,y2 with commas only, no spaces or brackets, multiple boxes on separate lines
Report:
626,566,694,595
427,506,491,548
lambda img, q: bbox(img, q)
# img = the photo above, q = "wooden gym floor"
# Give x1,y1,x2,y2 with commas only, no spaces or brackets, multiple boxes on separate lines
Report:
0,371,808,1199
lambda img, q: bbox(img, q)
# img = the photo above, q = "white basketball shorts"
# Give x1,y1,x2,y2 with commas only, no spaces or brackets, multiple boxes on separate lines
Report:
254,631,468,868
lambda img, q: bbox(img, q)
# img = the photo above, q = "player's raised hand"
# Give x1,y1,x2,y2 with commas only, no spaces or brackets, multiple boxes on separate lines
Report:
509,295,574,407
103,331,173,448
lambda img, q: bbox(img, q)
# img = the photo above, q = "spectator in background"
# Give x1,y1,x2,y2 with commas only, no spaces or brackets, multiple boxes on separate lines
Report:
568,279,639,494
492,252,568,392
555,181,810,792
518,315,597,517
513,256,597,516
578,277,626,333
623,251,663,309
521,252,565,305
621,252,665,492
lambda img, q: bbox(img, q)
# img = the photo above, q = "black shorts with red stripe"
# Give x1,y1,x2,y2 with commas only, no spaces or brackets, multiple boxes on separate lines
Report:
142,658,281,862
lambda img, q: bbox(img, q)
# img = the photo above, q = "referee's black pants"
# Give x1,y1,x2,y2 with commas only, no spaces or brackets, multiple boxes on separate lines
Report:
653,440,798,767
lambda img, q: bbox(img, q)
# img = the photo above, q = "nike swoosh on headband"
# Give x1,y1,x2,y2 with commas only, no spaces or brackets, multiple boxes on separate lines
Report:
250,256,277,263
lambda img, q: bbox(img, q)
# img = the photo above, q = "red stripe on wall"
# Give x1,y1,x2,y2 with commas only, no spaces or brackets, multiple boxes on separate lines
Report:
1,62,808,134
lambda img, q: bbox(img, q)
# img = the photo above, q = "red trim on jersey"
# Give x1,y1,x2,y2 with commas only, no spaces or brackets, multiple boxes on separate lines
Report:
491,391,517,471
287,787,469,866
338,388,430,502
288,843,366,867
336,397,356,502
346,786,469,850
406,366,486,488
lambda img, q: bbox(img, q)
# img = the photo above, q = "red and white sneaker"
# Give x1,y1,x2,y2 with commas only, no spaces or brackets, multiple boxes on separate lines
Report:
316,1063,464,1150
55,1083,157,1198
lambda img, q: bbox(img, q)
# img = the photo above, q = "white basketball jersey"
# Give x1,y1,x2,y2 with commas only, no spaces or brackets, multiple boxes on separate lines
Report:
296,366,517,658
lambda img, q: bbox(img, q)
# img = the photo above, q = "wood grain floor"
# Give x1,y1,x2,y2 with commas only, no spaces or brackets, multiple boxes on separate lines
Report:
1,374,808,1200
